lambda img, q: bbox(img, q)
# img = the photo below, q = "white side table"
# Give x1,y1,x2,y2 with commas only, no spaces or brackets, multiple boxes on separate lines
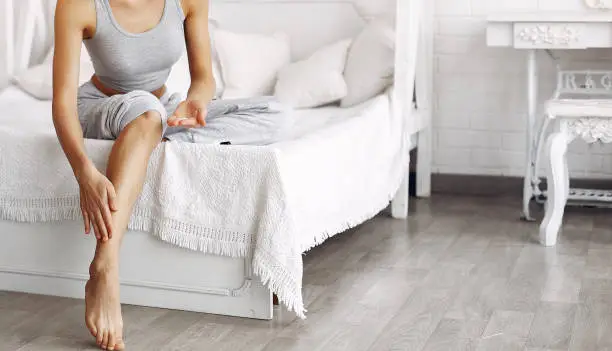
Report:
540,69,612,246
486,12,612,221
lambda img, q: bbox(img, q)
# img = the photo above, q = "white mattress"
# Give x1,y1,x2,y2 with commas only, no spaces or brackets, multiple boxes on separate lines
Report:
287,102,383,140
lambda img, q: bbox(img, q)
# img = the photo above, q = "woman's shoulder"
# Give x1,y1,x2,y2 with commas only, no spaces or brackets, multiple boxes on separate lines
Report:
179,0,209,18
55,0,96,16
55,0,97,37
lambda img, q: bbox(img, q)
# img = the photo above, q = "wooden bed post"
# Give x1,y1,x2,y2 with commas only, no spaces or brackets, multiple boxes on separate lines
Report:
391,0,424,219
415,0,434,198
391,175,410,218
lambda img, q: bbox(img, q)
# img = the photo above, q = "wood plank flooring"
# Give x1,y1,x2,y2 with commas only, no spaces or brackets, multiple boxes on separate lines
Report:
1,195,611,350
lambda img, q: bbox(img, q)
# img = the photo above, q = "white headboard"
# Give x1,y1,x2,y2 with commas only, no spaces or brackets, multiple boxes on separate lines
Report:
210,0,365,60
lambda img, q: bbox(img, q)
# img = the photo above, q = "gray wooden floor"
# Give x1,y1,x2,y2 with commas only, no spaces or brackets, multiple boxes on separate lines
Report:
2,195,611,351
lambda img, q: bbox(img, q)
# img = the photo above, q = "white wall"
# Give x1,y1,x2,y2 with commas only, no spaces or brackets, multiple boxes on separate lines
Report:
433,0,612,178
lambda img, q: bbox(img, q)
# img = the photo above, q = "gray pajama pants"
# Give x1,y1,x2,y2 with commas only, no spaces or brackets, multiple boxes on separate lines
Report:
77,81,179,140
77,81,291,145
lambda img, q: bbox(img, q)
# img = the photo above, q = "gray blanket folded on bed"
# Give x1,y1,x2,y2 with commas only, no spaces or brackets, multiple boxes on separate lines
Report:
164,96,293,146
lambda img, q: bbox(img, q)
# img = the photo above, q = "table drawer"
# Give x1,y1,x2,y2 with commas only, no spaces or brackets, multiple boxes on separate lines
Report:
513,23,587,49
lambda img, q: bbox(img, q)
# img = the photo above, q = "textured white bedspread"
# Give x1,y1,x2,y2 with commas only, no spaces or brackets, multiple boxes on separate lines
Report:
0,86,410,318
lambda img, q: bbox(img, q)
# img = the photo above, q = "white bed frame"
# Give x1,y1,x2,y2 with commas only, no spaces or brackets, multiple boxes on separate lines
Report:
0,0,434,320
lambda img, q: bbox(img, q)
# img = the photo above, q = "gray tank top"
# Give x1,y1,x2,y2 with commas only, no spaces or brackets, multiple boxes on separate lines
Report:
83,0,186,93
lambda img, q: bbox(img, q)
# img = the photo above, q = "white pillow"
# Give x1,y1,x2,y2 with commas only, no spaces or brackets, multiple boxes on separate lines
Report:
214,29,291,99
274,39,352,109
341,20,396,108
13,44,95,100
166,19,224,99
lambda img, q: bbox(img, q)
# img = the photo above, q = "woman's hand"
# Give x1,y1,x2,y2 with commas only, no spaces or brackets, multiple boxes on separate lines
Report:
76,164,118,242
167,99,207,128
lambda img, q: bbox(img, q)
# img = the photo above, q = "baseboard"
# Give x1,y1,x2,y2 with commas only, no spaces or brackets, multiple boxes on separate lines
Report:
431,174,612,197
0,270,273,320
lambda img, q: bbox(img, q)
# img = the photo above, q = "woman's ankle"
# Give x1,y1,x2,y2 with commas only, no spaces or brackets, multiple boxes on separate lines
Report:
89,256,119,276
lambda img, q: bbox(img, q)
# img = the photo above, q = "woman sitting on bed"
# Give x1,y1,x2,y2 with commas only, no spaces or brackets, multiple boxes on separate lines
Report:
52,0,214,350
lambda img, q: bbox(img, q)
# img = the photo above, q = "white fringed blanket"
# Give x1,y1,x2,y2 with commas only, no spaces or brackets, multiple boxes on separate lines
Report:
0,93,409,318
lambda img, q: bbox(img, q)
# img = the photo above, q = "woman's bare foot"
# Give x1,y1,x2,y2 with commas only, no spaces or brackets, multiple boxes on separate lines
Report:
85,263,125,350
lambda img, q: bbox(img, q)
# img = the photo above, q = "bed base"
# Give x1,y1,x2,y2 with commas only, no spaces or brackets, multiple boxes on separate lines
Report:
0,166,414,321
0,220,273,320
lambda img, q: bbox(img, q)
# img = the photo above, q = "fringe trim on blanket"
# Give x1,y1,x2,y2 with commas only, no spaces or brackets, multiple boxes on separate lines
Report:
253,249,306,319
0,195,82,222
0,197,252,258
0,206,82,223
129,211,252,258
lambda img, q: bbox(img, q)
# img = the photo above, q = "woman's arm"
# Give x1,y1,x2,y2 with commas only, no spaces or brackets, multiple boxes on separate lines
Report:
184,0,216,103
167,0,215,127
52,0,93,178
52,0,117,240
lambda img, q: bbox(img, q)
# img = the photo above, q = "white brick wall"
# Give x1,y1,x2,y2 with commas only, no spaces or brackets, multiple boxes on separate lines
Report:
433,0,612,178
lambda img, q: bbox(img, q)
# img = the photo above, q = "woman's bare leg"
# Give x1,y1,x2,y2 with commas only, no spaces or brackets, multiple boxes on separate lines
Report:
85,111,162,351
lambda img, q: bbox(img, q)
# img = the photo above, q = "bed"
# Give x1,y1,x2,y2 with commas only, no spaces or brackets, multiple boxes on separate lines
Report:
0,0,434,320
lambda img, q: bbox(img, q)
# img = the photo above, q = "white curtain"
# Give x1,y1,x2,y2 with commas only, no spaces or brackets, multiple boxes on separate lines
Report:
25,0,54,65
0,0,52,88
0,0,16,88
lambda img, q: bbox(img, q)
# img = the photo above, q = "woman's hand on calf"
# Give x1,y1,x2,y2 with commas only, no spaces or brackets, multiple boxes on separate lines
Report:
76,164,118,242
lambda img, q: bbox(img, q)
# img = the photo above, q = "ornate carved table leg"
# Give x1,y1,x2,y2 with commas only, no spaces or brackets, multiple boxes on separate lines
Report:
539,130,570,246
539,116,612,246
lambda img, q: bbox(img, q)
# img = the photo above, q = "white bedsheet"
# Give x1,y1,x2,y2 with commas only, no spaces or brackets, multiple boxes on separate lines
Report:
0,87,56,132
0,86,390,142
0,85,411,318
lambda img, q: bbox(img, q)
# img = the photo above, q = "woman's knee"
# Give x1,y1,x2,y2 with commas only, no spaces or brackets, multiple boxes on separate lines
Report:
119,91,166,137
138,110,162,124
129,110,164,138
